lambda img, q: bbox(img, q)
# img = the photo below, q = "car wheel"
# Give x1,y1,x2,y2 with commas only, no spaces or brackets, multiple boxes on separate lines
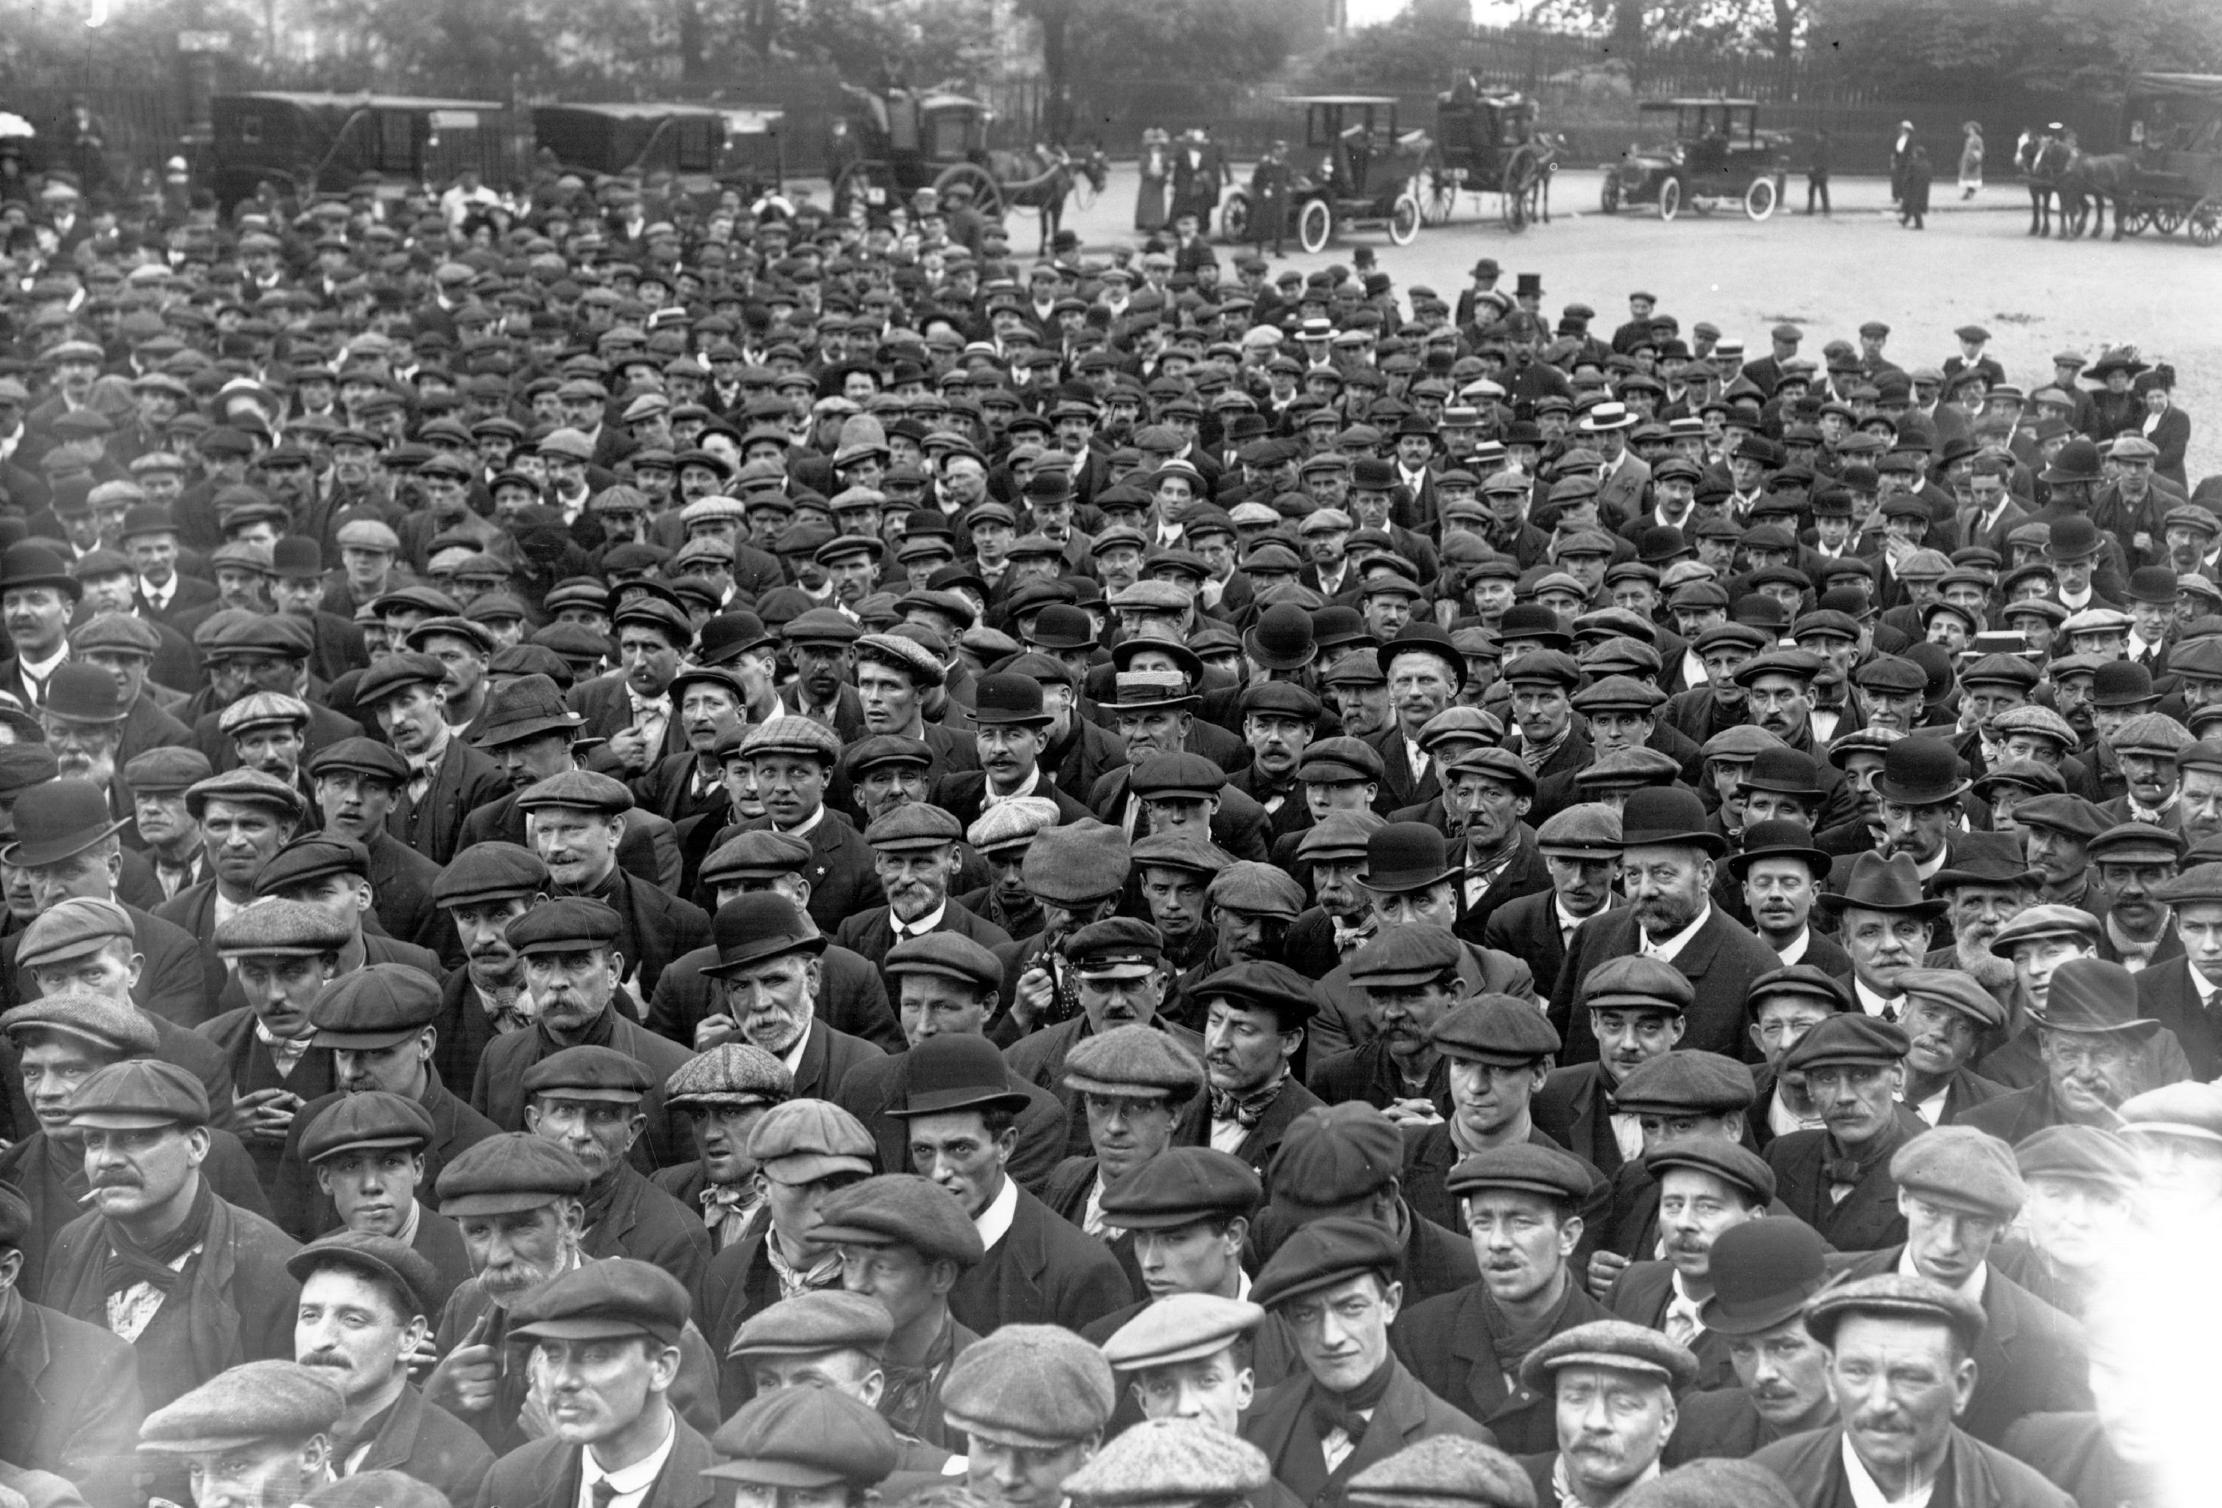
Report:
1659,178,1682,221
1388,190,1421,245
1298,198,1332,253
1744,176,1777,221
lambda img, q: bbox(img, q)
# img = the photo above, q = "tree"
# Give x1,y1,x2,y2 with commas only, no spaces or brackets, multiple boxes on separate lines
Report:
1024,0,1297,142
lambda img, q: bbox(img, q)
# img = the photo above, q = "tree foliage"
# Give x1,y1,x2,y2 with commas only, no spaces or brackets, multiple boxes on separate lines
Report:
1808,0,2222,100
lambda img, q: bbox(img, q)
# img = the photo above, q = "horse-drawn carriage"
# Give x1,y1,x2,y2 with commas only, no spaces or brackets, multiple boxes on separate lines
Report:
1220,95,1429,253
1420,79,1555,229
532,102,784,202
208,92,507,211
1600,98,1791,221
2113,73,2222,246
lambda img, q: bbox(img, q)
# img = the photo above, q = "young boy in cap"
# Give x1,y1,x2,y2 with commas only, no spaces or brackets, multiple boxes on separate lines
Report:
294,1090,473,1307
1102,1291,1272,1441
473,1258,715,1508
135,1360,344,1508
288,1230,493,1502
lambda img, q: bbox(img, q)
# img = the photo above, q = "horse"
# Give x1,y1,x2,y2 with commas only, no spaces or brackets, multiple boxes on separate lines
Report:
2058,146,2139,239
993,143,1110,252
2016,129,2074,236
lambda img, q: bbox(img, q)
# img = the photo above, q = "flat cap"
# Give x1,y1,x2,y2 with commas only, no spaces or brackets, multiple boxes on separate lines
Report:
1534,803,1622,855
436,1131,591,1215
1579,955,1694,1013
1063,1023,1206,1099
285,1230,441,1321
305,964,441,1050
1445,1142,1603,1204
1346,1437,1538,1508
139,1361,345,1453
218,690,311,736
1644,1141,1776,1205
214,897,352,956
1347,924,1464,988
1803,1272,1985,1352
2118,1080,2222,1144
1102,1292,1266,1370
862,801,962,850
740,715,844,763
1890,1124,2025,1220
745,1098,875,1183
1208,860,1306,919
431,842,549,908
1610,1050,1755,1114
731,1289,892,1358
702,1387,899,1491
255,833,373,895
699,830,813,885
1781,1011,1909,1071
71,611,162,657
1100,1146,1262,1230
1298,737,1387,785
2013,1123,2141,1193
522,1045,654,1103
1268,1103,1405,1206
665,1044,791,1110
883,931,1003,993
299,1090,437,1163
1061,1418,1272,1508
510,1257,690,1346
1896,968,2009,1032
1252,1215,1405,1309
187,766,306,822
1987,902,2101,955
941,1324,1117,1448
122,746,214,794
1431,995,1560,1065
812,1173,985,1267
0,988,158,1057
514,768,633,815
16,897,136,970
1023,820,1131,905
1518,1319,1698,1392
504,897,623,955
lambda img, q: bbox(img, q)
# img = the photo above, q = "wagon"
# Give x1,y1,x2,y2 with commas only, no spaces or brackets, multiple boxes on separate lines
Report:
1600,98,1791,222
826,83,1003,215
2114,72,2222,246
1421,80,1555,229
208,92,506,211
1220,95,1429,253
534,102,783,200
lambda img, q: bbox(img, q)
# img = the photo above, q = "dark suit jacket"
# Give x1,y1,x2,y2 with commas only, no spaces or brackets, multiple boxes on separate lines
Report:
1548,907,1781,1063
578,1164,715,1310
0,900,206,1027
736,809,884,934
271,1067,498,1240
1086,765,1271,862
948,1182,1133,1336
1005,1014,1207,1161
1480,893,1621,1000
1391,1280,1610,1455
0,1299,143,1508
1753,1425,2075,1508
457,787,679,893
564,673,691,765
389,739,506,866
471,1008,696,1172
646,939,902,1052
928,770,1094,829
1451,831,1553,947
1242,1359,1495,1508
1604,1260,1735,1389
470,1415,717,1508
833,898,1016,977
354,1385,494,1508
2137,954,2222,1081
1532,1062,1632,1179
1836,1246,2092,1445
837,1050,1069,1194
1767,1106,1929,1253
1170,1075,1323,1185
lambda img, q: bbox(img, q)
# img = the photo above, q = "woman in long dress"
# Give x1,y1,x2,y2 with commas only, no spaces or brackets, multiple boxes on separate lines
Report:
1959,121,1984,199
1135,127,1169,232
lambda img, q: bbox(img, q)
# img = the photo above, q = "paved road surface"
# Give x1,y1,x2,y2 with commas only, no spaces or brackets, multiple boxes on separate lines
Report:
833,159,2222,478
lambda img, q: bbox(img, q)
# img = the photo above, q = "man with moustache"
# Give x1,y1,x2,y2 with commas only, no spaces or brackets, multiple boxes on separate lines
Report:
357,652,503,867
1665,1220,1838,1463
651,1043,792,1252
1895,970,2013,1127
930,673,1089,827
1966,958,2171,1142
1922,834,2038,1014
1602,1140,1776,1389
1534,958,1691,1180
835,804,1014,977
131,1360,343,1508
1767,1014,1929,1252
1729,818,1851,974
1175,961,1323,1179
1512,1320,1694,1508
2085,823,2184,971
289,1230,493,1502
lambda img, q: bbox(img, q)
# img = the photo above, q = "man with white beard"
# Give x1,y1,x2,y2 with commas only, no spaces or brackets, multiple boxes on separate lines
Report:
1918,833,2037,1011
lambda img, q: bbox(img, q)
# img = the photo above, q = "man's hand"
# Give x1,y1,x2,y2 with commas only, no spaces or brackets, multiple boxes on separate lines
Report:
1013,967,1053,1032
425,1312,501,1417
603,725,653,773
1586,1249,1632,1300
695,1013,739,1050
1380,1097,1442,1128
224,1087,301,1145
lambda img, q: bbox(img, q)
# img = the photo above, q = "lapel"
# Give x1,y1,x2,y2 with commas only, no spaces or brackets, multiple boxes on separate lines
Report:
1001,1187,1054,1289
792,1021,832,1097
1446,1289,1516,1418
359,1385,429,1472
1675,910,1727,975
641,1421,717,1508
1341,1363,1434,1477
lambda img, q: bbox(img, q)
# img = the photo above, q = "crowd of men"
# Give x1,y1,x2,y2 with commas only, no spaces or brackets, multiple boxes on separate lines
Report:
0,165,2209,1508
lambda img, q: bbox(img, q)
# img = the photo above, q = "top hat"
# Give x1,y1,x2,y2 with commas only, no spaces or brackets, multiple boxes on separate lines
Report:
1869,736,1968,806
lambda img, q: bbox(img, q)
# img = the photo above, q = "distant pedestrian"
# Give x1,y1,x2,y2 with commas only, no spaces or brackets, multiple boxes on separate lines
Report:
1249,139,1289,257
1902,144,1932,229
1960,121,1985,198
1135,127,1169,232
1806,129,1832,216
1890,119,1915,205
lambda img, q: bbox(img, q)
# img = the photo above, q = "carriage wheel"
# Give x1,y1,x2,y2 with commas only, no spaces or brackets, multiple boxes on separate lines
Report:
934,161,1002,217
1297,198,1332,253
2119,201,2152,235
2152,202,2183,235
1421,150,1457,224
1744,176,1778,222
1599,174,1622,214
1658,177,1682,221
1220,191,1251,245
1388,190,1421,246
2191,199,2222,248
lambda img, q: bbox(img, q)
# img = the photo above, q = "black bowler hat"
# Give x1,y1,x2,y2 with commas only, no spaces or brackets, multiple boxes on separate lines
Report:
970,672,1053,726
0,541,79,601
1869,736,1968,805
1698,1219,1832,1337
1619,786,1727,856
886,1032,1031,1119
1724,818,1831,880
1243,602,1317,672
701,893,827,977
3,778,126,867
1359,821,1460,893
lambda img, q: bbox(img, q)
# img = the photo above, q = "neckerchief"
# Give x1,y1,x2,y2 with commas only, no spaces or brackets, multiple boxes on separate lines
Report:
1824,1116,1907,1194
1332,913,1379,961
1475,1278,1571,1383
764,1233,842,1300
880,1309,962,1438
1308,1355,1396,1447
1211,1072,1287,1129
700,1183,760,1249
100,1176,214,1296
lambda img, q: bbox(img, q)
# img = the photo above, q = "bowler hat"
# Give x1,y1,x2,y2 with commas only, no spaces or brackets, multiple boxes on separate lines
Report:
1698,1220,1832,1337
1869,736,1968,805
3,778,126,867
1618,786,1727,856
701,894,826,977
888,1031,1031,1118
1243,603,1318,672
1724,818,1830,880
1359,822,1460,892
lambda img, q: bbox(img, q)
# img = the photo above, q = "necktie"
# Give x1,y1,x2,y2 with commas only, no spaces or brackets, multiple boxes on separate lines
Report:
591,1479,620,1508
1880,999,1902,1024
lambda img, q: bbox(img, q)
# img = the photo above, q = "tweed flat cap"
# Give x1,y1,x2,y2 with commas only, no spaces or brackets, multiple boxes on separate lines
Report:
1102,1293,1266,1370
1346,1436,1538,1508
299,1090,436,1163
353,653,447,707
1896,968,2008,1031
855,632,945,687
16,897,135,969
1063,1024,1206,1100
1062,1417,1272,1507
122,746,213,794
522,1045,654,1103
742,715,844,763
1986,902,2102,955
665,1044,791,1109
431,843,548,908
1890,1124,2025,1219
256,834,373,895
2119,1080,2222,1143
139,1361,345,1452
732,1289,892,1358
1298,737,1387,785
1431,995,1560,1064
1519,1319,1698,1392
218,690,311,736
863,802,962,850
2013,1124,2141,1192
1022,820,1132,904
1296,812,1387,863
69,1059,208,1130
71,611,162,656
942,1324,1117,1448
1207,860,1305,918
1618,1460,1796,1508
745,1098,875,1183
214,897,351,956
813,1173,985,1267
1,988,157,1057
702,1387,899,1490
2110,712,2195,756
964,796,1062,856
1781,1012,1909,1070
1252,1216,1404,1309
1100,1146,1263,1231
1535,803,1622,855
1445,1142,1602,1203
306,965,442,1049
1268,1103,1405,1205
1803,1272,1985,1352
514,768,632,814
1579,955,1694,1013
1347,924,1464,988
187,766,305,822
436,1132,591,1215
1129,833,1236,880
510,1257,690,1346
1644,1141,1776,1205
285,1231,441,1322
1611,1051,1754,1114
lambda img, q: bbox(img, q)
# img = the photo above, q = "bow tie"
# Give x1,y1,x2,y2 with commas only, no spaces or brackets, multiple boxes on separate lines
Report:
630,693,670,719
1310,1395,1372,1448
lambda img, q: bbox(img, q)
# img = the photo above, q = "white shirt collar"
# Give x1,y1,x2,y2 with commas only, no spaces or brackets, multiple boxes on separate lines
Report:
1775,929,1811,966
778,805,827,839
779,1023,812,1078
1840,1431,1935,1508
892,900,948,940
1641,903,1710,962
18,644,67,682
582,1409,677,1506
974,1173,1020,1251
2191,962,2222,1008
1854,978,1904,1017
983,766,1041,807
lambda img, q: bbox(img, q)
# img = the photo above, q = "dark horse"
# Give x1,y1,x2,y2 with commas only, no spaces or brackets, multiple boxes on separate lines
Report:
2017,128,2073,235
994,143,1110,252
2058,146,2139,239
